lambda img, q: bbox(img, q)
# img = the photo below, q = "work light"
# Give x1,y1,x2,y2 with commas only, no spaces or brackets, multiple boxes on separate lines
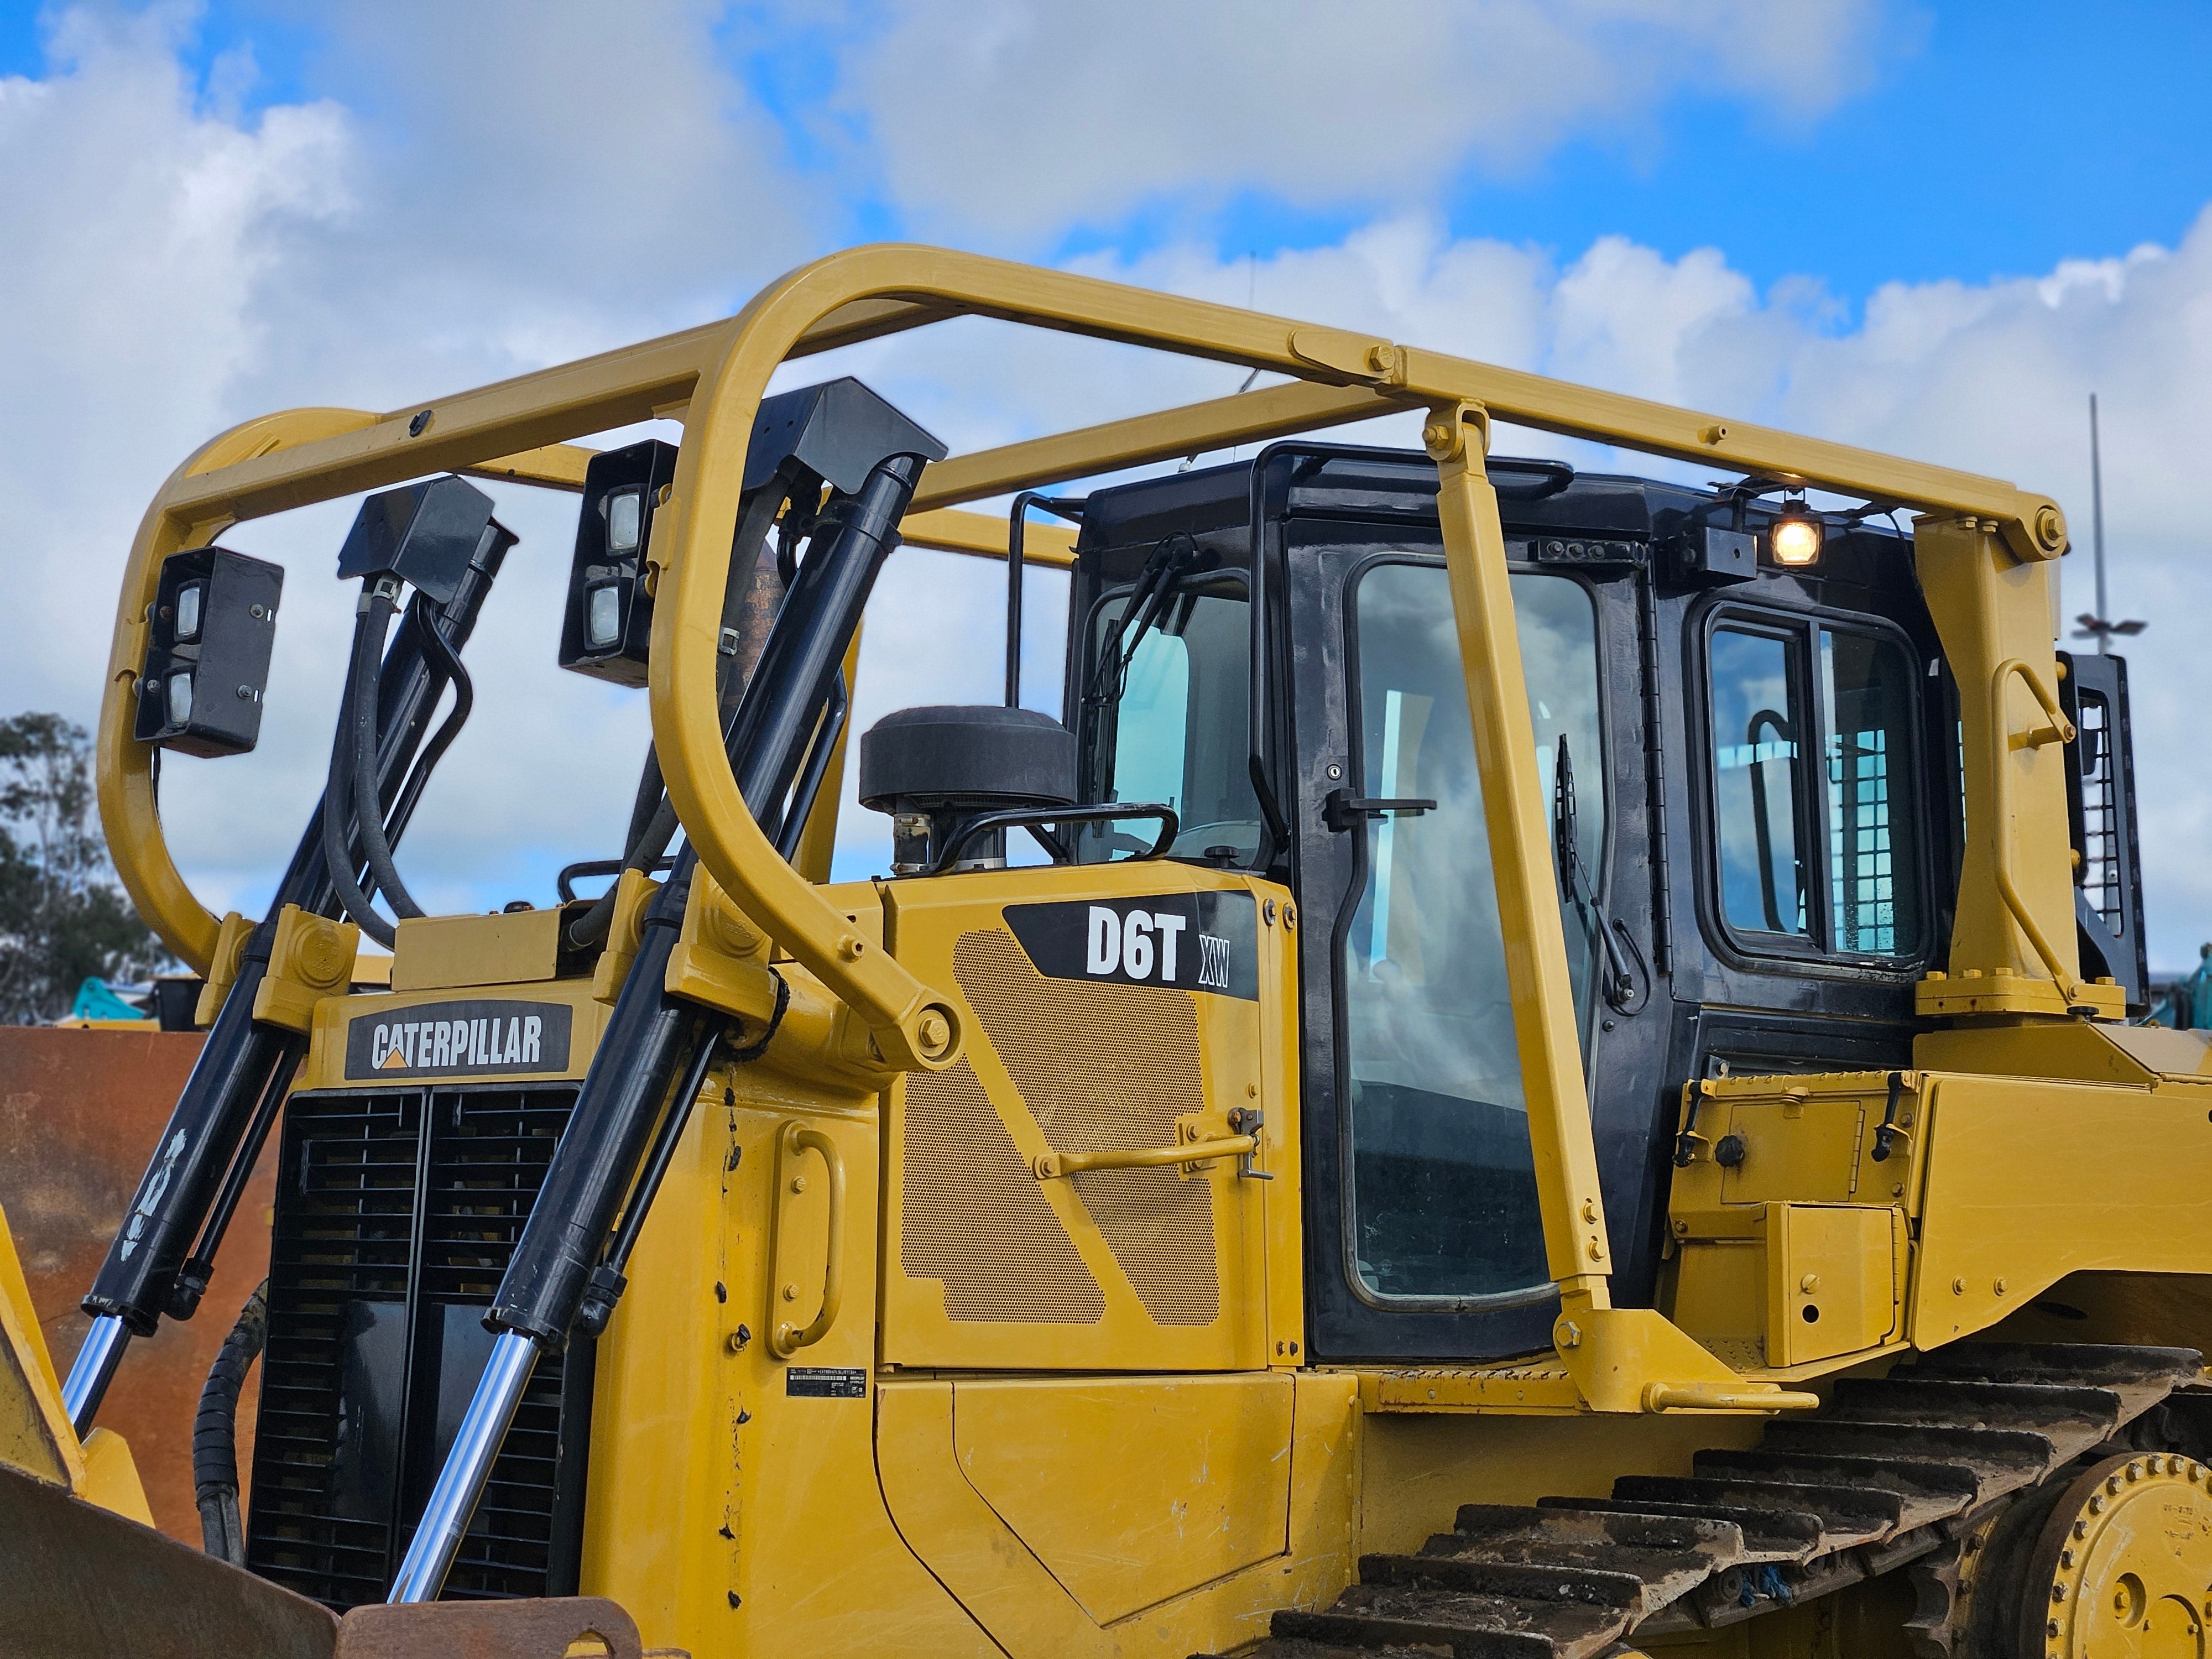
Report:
559,440,679,687
585,580,624,650
134,545,283,757
1770,505,1824,567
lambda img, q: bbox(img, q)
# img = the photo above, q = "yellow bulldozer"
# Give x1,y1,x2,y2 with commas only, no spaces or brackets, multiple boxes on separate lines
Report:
3,244,2201,1659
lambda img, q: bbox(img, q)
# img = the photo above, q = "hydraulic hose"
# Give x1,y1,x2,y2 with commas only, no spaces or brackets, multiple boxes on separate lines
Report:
347,589,428,925
322,601,397,948
192,1280,267,1568
381,590,475,847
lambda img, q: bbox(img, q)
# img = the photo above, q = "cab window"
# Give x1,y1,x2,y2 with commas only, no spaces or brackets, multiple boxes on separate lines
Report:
1705,611,1924,959
1074,571,1261,865
1339,563,1605,1303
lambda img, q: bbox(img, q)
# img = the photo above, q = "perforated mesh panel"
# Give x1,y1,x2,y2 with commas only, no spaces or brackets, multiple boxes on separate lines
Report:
955,929,1220,1327
902,1057,1104,1323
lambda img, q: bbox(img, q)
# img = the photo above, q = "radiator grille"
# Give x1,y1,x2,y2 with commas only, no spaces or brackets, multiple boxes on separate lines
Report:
247,1084,592,1611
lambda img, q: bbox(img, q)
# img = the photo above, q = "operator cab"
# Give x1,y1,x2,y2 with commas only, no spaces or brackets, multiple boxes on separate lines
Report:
1016,444,2144,1362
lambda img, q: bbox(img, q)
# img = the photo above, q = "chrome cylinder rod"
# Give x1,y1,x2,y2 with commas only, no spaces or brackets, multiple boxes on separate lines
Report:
385,1329,539,1603
61,1314,129,1439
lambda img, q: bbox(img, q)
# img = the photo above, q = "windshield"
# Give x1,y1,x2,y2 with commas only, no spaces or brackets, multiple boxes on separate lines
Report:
1340,563,1605,1304
1073,572,1261,867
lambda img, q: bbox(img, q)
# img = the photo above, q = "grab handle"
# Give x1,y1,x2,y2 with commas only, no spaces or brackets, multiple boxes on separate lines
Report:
768,1121,846,1358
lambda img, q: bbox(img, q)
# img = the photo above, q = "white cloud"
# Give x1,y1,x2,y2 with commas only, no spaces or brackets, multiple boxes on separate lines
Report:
800,0,1892,242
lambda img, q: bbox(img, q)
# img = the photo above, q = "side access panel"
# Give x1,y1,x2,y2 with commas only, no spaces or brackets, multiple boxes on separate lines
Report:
876,1372,1358,1658
879,862,1293,1373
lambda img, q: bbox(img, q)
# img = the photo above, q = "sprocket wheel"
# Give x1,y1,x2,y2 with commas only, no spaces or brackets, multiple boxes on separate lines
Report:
2021,1452,2212,1657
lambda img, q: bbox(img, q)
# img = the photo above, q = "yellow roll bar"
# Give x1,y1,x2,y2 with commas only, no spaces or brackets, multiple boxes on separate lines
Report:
100,242,2073,1293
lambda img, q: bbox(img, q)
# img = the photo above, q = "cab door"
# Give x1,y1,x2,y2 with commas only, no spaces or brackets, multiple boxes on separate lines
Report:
1285,520,1629,1361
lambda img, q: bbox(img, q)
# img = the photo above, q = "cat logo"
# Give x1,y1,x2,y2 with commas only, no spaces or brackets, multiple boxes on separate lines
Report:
344,998,573,1080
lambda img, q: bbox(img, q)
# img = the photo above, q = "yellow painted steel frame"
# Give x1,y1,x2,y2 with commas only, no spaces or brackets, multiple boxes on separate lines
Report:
98,243,2074,1406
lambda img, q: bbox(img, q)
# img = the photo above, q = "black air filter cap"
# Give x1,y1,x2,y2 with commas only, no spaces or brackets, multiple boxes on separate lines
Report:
858,705,1076,813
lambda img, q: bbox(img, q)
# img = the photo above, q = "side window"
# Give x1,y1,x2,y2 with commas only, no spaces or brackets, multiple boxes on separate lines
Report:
1703,612,1924,961
1820,628,1922,954
1076,576,1261,865
1709,627,1810,937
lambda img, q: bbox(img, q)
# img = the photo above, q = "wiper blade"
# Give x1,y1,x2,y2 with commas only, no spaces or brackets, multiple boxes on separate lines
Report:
1086,532,1202,712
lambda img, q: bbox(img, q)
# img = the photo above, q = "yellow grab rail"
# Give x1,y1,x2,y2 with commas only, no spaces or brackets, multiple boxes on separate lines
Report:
767,1121,846,1359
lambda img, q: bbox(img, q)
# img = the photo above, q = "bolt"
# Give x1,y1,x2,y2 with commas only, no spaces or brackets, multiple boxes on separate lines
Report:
2061,1548,2076,1568
839,936,866,960
1953,1278,1966,1295
1581,1199,1598,1223
1891,1182,1905,1197
408,408,434,436
1800,1274,1820,1293
1587,1241,1604,1260
916,1010,951,1053
1558,1321,1583,1349
2053,1583,2067,1603
1263,899,1277,924
1326,763,1343,780
1994,1279,2007,1296
790,1175,806,1194
236,684,253,699
781,1283,799,1302
2127,1460,2142,1481
724,1326,750,1354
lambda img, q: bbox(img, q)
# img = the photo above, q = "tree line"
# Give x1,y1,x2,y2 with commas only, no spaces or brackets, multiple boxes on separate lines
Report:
1,713,168,1023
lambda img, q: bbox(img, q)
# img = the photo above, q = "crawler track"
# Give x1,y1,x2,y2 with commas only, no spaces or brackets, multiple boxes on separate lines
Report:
1214,1344,2206,1658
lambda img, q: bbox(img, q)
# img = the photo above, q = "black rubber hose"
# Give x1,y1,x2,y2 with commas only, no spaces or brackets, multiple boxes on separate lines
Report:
322,607,397,949
193,1280,267,1567
380,591,474,847
347,591,426,923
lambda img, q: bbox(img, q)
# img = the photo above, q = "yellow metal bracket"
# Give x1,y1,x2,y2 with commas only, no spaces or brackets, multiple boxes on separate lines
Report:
1553,1306,1820,1415
192,909,255,1028
589,869,662,1006
249,904,358,1033
664,867,781,1035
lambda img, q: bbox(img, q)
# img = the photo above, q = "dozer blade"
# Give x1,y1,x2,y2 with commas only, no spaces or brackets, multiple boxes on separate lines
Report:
0,1458,337,1659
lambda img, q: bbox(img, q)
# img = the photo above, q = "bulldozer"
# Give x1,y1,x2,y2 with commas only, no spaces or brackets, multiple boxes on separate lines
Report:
2,243,2201,1659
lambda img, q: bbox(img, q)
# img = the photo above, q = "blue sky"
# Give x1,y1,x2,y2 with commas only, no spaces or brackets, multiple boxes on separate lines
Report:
3,1,2212,963
9,1,2205,306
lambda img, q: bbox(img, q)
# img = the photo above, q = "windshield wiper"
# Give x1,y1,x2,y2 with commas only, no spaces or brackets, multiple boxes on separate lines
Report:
1086,532,1203,714
1554,733,1641,1010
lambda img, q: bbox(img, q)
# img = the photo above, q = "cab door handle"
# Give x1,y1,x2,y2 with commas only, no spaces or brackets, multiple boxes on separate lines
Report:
767,1121,846,1359
1031,1135,1256,1180
1323,787,1437,832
